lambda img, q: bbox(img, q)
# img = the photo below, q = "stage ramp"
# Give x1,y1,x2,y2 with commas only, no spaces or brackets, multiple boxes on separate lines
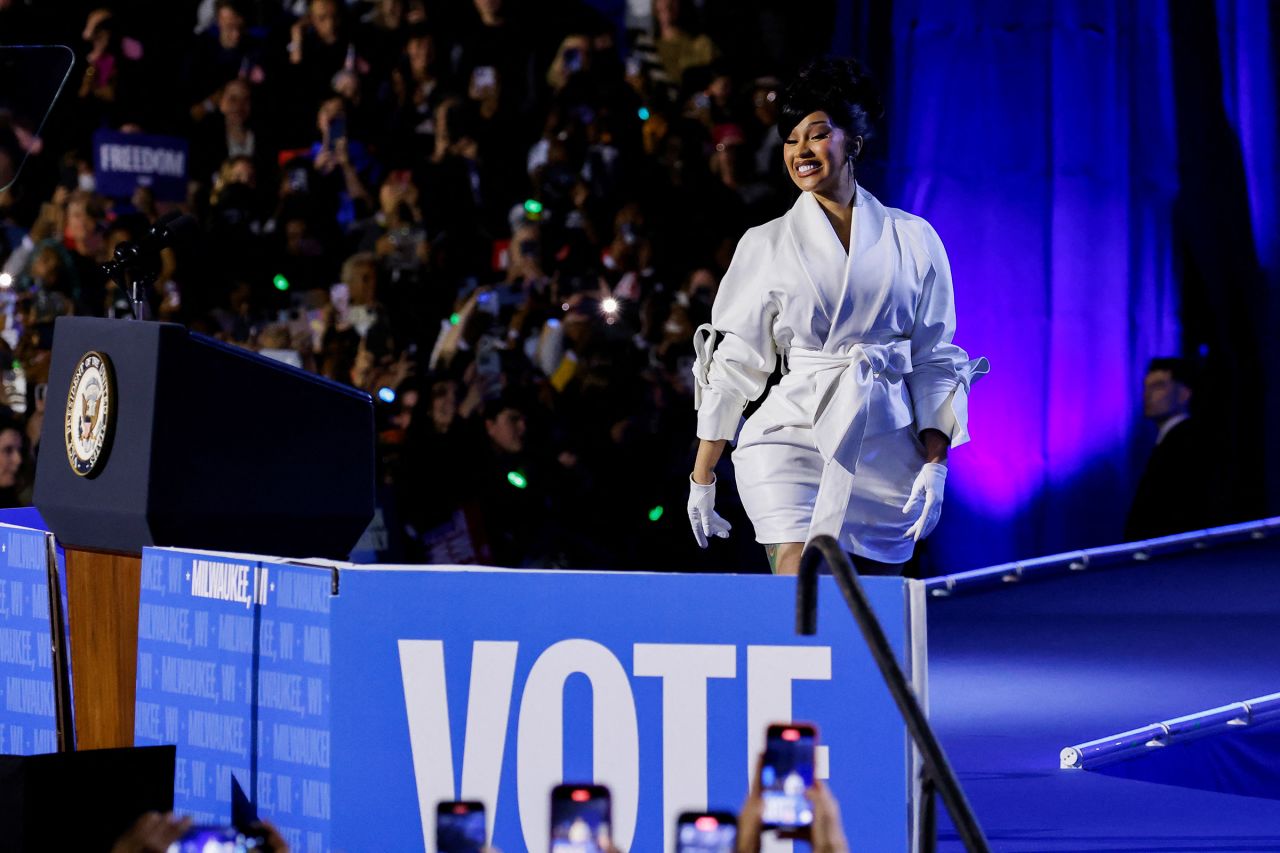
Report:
928,520,1280,851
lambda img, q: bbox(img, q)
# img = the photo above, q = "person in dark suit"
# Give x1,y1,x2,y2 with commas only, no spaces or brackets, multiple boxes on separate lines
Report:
1125,357,1211,540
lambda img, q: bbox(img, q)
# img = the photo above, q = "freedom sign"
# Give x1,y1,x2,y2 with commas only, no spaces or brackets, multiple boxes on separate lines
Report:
93,130,189,201
135,550,926,852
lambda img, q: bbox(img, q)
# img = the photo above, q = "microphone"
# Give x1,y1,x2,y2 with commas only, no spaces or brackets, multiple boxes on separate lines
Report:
101,212,199,283
147,211,198,249
99,212,200,320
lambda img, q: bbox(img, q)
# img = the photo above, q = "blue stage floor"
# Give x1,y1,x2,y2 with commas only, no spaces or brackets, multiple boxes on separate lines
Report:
929,538,1280,851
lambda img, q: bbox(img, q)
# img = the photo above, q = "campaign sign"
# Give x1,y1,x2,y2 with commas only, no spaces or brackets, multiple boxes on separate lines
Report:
0,524,58,756
138,552,925,853
133,549,333,853
92,129,189,201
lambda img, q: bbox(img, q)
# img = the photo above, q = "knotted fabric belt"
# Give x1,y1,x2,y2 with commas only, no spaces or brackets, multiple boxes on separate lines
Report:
787,341,914,546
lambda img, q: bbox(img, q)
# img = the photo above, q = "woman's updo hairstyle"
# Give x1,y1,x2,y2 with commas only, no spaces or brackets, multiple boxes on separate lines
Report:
777,57,884,161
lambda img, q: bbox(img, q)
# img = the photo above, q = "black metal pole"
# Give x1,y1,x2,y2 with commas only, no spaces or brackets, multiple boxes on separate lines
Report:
44,534,75,751
921,771,937,853
797,535,989,853
100,240,156,320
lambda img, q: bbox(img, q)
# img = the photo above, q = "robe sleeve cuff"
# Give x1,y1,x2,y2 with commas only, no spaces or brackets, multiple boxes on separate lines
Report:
696,387,745,441
914,357,989,449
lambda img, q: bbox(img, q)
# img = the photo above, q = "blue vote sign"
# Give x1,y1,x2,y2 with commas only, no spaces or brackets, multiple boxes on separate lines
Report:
92,130,189,201
136,551,925,853
134,549,332,851
0,524,58,756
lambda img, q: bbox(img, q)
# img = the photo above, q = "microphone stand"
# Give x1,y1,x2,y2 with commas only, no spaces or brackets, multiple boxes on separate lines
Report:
100,212,197,320
100,240,156,321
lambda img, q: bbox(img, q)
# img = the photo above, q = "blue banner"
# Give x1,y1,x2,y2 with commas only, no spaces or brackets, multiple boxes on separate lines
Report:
92,130,189,201
0,524,57,755
138,551,924,853
133,550,333,852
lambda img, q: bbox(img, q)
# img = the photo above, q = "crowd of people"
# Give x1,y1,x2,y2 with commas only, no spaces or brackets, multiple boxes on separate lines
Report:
0,0,840,569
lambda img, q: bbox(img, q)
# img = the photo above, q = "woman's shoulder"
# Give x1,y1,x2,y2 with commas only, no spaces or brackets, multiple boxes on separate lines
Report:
736,211,790,252
860,191,947,277
722,219,786,281
718,216,788,299
872,193,937,235
872,196,945,256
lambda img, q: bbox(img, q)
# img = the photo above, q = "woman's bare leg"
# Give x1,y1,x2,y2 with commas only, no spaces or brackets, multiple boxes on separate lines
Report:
765,542,805,575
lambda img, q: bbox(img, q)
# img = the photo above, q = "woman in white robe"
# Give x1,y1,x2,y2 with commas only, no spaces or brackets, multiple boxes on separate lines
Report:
686,59,988,574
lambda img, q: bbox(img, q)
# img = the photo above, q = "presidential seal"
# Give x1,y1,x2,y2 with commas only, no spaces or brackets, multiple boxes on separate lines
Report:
64,351,115,477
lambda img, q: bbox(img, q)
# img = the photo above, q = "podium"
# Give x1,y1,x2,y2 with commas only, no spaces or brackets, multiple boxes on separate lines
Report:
0,745,175,849
33,316,375,749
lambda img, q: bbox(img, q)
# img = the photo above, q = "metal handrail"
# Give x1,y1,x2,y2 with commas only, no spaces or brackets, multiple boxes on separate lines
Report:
924,517,1280,599
797,535,990,853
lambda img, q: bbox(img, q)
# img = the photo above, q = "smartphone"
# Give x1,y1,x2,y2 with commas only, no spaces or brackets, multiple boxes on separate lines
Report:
676,811,737,853
287,166,309,193
474,335,502,387
549,783,611,853
166,825,268,853
436,801,486,853
329,282,351,314
471,65,497,92
328,115,347,149
761,722,817,829
562,47,583,74
349,304,376,338
475,289,500,317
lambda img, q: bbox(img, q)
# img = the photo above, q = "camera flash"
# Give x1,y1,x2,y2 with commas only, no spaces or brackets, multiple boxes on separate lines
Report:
601,297,619,315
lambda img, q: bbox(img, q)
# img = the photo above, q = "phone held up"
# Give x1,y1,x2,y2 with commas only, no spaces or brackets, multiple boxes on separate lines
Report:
676,811,738,853
437,800,486,853
327,115,347,150
550,783,611,853
761,722,818,830
471,64,497,93
168,825,269,853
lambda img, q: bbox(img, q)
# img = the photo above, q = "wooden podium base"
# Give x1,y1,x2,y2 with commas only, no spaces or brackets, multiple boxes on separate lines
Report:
64,547,141,750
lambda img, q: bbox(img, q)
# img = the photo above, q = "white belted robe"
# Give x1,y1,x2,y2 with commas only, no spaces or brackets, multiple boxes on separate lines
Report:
693,187,988,562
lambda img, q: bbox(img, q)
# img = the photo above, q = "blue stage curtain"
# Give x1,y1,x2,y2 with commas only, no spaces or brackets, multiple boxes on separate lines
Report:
1214,0,1280,517
882,1,1181,570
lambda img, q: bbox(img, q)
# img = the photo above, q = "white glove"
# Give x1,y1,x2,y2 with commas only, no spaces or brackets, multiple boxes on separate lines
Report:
688,475,732,548
902,462,947,542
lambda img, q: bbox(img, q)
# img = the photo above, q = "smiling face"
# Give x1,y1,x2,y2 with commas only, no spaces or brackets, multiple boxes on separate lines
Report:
782,111,860,197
